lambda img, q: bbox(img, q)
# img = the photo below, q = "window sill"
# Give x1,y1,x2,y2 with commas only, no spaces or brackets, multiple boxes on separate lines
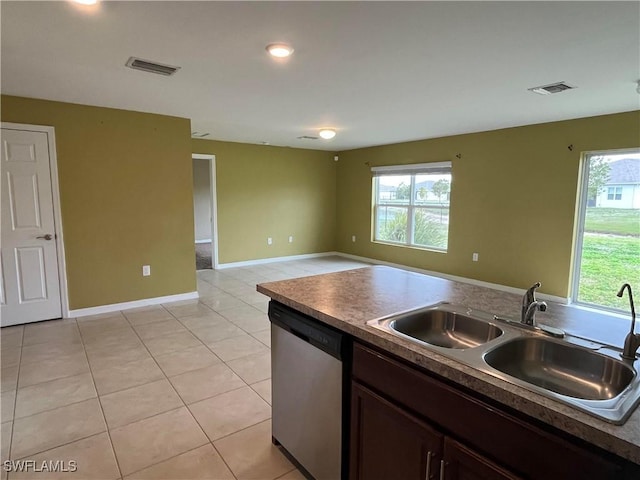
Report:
372,240,447,254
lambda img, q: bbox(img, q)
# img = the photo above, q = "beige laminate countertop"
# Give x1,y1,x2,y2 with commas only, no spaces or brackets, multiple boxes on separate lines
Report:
256,265,640,465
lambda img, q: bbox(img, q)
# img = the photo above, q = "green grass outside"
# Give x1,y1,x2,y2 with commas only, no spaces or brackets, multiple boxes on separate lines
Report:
578,234,640,309
578,208,639,309
585,208,640,236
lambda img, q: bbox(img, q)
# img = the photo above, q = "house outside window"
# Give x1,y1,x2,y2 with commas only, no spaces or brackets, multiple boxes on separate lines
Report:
372,162,452,252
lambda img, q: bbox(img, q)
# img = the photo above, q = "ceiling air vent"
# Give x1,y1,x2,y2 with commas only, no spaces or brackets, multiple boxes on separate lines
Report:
191,132,210,138
528,81,576,95
126,57,180,76
297,135,318,140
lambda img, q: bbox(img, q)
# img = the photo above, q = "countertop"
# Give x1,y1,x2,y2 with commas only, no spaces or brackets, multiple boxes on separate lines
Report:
256,265,640,464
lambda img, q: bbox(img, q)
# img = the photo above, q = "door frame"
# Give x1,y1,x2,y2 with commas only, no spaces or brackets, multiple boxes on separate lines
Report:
1,122,70,319
192,153,219,269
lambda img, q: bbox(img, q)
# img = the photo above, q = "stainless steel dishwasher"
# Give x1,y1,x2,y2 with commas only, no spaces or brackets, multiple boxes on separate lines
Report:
269,301,350,480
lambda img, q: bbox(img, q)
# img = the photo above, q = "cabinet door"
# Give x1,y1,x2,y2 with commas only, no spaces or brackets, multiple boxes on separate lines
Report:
350,382,443,480
442,438,521,480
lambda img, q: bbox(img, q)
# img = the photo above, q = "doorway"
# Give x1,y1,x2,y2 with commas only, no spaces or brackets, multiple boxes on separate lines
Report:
192,154,218,270
1,123,69,326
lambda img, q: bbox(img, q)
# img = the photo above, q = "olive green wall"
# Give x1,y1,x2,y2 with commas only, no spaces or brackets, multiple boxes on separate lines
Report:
336,111,640,298
1,95,197,309
192,139,337,264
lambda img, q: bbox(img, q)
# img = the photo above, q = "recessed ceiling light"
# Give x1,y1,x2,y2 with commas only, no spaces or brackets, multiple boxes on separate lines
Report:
266,43,294,58
318,129,336,140
72,0,99,5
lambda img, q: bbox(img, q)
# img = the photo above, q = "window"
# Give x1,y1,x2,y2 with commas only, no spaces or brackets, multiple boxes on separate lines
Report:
572,150,640,311
607,186,622,201
372,162,451,251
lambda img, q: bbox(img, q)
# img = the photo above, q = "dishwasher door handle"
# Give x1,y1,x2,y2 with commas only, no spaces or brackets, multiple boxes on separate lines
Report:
288,327,310,343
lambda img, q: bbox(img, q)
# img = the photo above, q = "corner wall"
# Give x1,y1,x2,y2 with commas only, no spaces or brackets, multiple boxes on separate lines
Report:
1,95,197,309
192,139,337,264
336,111,640,298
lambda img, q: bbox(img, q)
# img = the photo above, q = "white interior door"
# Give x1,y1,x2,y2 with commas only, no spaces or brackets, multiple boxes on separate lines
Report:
1,128,62,326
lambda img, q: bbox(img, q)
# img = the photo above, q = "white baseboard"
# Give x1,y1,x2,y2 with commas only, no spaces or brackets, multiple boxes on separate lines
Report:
69,291,199,318
195,239,212,244
336,252,569,304
217,252,340,269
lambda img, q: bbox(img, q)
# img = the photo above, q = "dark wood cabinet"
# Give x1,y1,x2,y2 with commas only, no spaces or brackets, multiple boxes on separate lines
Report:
442,438,519,480
350,342,637,480
350,381,519,480
350,382,443,480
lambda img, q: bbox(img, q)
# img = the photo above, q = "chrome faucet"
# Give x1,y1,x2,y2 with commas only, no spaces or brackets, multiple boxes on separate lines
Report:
521,282,547,326
617,283,639,360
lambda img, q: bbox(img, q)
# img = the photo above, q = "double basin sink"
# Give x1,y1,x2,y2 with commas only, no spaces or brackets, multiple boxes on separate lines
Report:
367,303,640,424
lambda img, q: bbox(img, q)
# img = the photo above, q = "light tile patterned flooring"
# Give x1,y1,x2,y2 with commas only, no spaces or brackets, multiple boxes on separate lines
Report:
0,256,369,480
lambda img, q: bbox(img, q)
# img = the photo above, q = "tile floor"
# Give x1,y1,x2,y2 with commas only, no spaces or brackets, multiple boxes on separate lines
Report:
0,256,369,480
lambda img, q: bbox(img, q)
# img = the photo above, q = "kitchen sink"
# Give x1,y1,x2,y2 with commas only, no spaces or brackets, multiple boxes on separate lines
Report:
483,337,634,401
367,302,640,423
388,304,503,349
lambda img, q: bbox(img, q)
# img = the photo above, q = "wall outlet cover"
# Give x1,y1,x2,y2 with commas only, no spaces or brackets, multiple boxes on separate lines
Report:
142,265,151,276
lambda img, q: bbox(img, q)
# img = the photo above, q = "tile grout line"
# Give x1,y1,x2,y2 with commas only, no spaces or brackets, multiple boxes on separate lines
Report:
5,325,24,463
7,321,118,462
123,303,240,478
192,274,278,478
77,318,125,480
142,298,278,476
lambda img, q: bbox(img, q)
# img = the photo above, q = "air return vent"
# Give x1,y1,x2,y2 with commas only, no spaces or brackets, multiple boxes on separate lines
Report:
297,135,318,140
126,57,180,76
528,81,576,95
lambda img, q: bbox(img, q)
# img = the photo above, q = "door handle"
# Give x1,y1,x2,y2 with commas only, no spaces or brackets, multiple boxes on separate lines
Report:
439,460,446,480
36,234,53,240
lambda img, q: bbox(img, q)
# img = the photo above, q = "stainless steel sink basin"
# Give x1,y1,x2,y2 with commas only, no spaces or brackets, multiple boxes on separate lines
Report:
390,307,503,349
483,337,634,401
367,303,640,423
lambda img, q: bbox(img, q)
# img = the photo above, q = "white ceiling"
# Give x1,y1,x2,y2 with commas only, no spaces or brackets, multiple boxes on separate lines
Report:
2,1,639,151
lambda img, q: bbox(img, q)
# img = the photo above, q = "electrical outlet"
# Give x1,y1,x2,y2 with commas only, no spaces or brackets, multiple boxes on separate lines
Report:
267,237,273,245
288,236,293,243
352,235,356,243
472,253,479,262
142,265,151,276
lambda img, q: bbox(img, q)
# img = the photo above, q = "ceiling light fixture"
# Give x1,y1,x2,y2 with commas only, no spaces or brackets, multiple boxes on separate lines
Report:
318,129,336,140
72,0,99,5
266,43,294,58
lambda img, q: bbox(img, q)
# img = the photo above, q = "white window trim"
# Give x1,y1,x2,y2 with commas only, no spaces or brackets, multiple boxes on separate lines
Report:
371,161,451,176
571,148,638,313
372,161,451,252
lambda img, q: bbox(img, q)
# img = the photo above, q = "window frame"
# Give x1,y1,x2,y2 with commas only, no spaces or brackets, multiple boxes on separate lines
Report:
571,148,639,313
607,186,623,201
371,161,452,252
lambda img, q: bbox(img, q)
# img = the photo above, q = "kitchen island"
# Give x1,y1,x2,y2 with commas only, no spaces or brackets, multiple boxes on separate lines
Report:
257,265,640,477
